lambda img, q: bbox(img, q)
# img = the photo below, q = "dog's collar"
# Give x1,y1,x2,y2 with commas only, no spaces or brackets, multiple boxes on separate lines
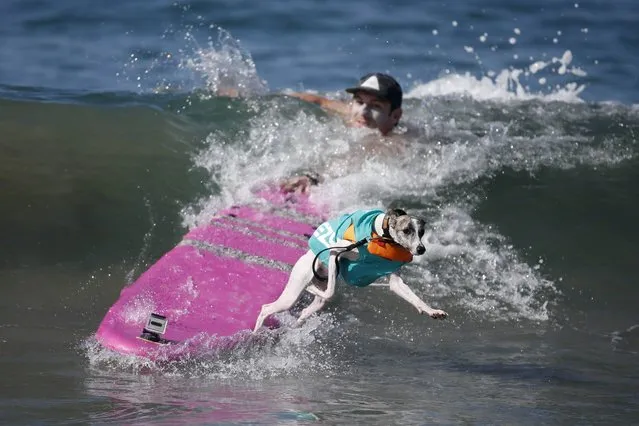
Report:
374,214,393,240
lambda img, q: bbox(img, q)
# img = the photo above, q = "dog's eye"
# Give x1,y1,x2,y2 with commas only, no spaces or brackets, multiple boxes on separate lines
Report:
403,229,412,235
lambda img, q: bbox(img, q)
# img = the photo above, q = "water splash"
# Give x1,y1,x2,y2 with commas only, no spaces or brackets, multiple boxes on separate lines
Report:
120,23,266,97
182,27,268,98
83,312,342,379
611,324,639,354
408,50,587,103
418,205,556,321
179,85,634,323
170,21,638,326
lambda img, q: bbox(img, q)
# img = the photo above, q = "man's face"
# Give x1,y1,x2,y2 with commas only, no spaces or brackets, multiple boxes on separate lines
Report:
349,91,402,135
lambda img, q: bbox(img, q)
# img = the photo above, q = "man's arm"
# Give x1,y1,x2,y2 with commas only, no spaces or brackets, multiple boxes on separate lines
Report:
388,274,448,319
287,92,351,116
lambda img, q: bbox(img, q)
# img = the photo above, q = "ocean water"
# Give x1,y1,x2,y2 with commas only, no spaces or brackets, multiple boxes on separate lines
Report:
1,0,639,424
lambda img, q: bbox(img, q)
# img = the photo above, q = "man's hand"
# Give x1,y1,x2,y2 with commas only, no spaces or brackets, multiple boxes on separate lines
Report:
279,172,322,194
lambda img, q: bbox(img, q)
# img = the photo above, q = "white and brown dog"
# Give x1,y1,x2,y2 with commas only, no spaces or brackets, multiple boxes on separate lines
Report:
253,208,447,332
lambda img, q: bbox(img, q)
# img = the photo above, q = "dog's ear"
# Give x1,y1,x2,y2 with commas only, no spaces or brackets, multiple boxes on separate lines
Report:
385,208,407,229
388,208,407,217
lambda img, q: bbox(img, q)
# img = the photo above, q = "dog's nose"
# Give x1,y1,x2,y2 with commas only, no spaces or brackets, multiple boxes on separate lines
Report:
416,246,425,255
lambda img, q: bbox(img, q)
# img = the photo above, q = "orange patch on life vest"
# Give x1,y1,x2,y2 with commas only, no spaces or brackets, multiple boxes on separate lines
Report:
368,233,413,262
343,224,412,263
343,224,356,242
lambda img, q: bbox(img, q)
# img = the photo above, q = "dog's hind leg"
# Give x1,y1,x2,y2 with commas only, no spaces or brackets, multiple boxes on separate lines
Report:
296,295,327,325
253,250,315,332
305,242,358,301
296,242,360,325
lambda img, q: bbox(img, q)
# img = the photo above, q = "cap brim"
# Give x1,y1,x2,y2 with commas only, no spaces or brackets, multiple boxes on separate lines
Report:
345,87,384,97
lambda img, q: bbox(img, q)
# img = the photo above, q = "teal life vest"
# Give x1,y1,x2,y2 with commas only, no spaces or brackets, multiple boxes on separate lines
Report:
308,209,413,287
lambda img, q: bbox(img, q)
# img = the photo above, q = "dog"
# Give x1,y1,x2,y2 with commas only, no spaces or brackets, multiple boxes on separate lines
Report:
253,208,447,332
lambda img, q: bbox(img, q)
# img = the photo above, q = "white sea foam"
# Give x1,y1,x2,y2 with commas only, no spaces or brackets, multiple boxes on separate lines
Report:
182,27,267,98
611,324,639,354
83,311,342,378
407,50,588,103
417,206,555,321
177,30,632,325
119,295,156,325
181,81,629,324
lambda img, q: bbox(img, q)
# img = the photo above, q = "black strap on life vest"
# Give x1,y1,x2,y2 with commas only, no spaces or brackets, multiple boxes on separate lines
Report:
311,238,368,282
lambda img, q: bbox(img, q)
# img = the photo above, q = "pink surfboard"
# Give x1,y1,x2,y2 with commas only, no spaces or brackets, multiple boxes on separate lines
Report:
95,190,325,359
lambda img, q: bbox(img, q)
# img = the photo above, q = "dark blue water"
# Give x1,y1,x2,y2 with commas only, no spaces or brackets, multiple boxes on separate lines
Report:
1,0,638,424
2,0,638,102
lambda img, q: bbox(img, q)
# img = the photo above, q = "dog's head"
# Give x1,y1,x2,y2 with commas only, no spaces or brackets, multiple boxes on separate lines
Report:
385,209,426,256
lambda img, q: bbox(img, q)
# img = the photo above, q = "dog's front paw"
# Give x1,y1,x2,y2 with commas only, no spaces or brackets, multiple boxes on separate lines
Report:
428,309,448,320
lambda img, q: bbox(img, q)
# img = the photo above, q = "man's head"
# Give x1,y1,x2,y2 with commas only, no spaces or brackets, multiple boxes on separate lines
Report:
345,73,403,135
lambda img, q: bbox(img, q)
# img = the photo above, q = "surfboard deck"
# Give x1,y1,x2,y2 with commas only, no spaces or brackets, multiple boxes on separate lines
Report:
95,190,324,360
